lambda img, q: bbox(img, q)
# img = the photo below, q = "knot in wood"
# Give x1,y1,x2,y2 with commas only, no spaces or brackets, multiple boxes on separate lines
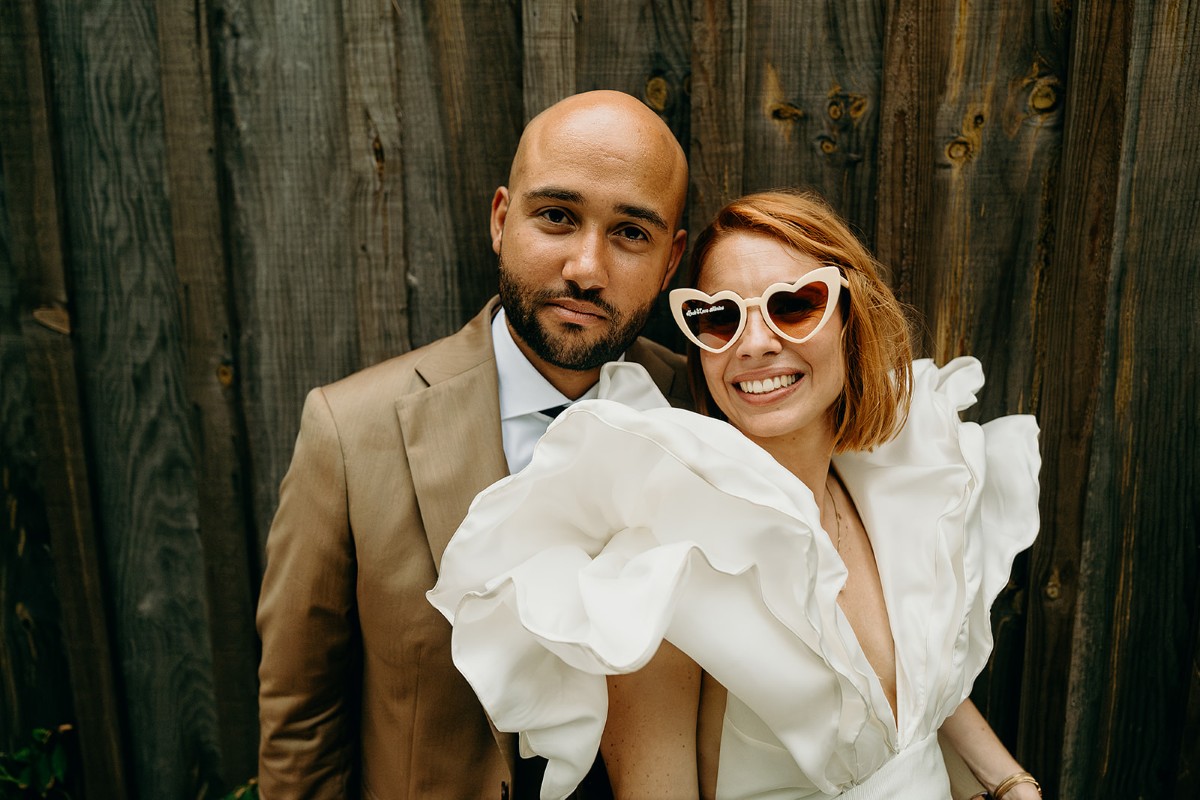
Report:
645,76,670,111
818,135,837,154
828,101,843,120
217,363,235,387
769,102,804,122
32,306,71,335
1030,80,1060,113
946,137,972,162
1044,568,1062,600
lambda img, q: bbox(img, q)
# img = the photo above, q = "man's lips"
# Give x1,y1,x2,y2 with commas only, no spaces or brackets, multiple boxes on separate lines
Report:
545,298,608,323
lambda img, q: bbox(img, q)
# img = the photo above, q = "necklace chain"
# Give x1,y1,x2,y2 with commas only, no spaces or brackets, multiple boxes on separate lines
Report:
825,476,843,552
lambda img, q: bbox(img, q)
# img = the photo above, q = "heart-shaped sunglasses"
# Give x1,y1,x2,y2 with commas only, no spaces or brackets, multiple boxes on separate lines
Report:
669,266,849,353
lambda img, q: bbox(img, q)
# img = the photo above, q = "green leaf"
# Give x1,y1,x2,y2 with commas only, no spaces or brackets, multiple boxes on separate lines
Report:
52,743,66,781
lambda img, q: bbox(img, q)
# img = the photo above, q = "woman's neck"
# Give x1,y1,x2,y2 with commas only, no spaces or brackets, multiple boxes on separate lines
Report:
745,423,837,500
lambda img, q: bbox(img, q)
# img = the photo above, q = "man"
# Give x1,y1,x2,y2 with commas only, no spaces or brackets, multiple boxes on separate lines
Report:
256,90,690,799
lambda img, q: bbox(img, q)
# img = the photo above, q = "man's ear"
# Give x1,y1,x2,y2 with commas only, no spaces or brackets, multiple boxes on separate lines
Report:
490,187,510,255
661,228,688,290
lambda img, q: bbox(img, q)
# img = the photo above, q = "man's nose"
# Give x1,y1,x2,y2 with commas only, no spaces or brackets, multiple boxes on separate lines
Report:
561,229,608,291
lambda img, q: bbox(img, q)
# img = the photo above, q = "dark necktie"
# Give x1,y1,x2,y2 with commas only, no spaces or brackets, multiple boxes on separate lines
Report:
540,404,569,419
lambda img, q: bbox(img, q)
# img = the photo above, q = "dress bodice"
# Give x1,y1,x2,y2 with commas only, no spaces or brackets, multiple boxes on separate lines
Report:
428,359,1040,799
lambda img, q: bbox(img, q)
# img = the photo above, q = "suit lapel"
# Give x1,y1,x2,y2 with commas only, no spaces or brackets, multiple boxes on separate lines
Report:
396,303,509,571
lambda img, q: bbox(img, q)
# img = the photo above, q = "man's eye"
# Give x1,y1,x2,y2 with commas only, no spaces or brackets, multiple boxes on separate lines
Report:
617,226,649,242
541,209,571,225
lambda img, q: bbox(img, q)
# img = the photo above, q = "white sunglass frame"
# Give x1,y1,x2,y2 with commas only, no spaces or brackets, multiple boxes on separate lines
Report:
669,265,850,354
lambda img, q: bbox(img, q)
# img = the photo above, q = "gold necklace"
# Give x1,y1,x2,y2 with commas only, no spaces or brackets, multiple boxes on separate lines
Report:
825,476,843,552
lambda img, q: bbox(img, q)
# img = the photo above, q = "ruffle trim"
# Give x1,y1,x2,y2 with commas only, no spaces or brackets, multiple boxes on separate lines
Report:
428,359,1039,799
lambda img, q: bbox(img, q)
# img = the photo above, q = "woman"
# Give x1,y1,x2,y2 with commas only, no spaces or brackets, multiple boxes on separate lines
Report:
429,191,1042,799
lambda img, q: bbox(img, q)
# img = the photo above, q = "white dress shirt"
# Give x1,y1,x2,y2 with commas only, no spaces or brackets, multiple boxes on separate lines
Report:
491,307,608,473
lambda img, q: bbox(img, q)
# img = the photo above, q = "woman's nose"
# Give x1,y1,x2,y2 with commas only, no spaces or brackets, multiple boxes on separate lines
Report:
735,308,782,358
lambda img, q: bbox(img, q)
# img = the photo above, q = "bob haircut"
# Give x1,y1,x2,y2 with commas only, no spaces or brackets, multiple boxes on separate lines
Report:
684,190,914,453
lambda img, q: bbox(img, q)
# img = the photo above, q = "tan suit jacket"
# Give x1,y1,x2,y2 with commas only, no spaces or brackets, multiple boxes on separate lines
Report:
257,298,690,800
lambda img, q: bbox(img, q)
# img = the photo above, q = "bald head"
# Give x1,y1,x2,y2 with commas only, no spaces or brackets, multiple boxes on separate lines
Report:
509,91,689,227
488,91,691,397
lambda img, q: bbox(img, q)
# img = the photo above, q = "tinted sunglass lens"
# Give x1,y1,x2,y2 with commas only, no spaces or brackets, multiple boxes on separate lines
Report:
767,283,829,339
682,299,742,348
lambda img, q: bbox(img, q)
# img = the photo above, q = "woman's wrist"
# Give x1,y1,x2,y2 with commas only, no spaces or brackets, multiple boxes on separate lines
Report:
990,770,1042,799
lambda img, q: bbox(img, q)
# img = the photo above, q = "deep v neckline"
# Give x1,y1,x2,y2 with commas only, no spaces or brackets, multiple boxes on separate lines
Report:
827,473,903,738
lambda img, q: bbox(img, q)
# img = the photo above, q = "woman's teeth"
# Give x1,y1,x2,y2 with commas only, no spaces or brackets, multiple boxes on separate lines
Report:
737,374,799,394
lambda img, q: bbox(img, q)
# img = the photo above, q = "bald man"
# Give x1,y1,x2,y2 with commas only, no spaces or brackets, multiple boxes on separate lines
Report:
256,91,691,800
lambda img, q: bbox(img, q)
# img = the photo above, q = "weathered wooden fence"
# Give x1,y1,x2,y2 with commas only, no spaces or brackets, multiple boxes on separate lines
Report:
1,0,1196,797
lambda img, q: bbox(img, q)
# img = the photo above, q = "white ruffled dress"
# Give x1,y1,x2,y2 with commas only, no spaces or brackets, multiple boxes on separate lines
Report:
428,358,1040,800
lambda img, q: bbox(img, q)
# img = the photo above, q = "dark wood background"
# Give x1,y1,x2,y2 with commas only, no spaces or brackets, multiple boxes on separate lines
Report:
1,0,1196,797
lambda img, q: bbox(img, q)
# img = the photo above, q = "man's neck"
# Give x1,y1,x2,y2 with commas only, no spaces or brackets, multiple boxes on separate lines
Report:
505,319,604,400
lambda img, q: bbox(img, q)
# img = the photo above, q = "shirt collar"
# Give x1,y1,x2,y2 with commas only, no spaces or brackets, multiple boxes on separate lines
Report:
492,307,613,420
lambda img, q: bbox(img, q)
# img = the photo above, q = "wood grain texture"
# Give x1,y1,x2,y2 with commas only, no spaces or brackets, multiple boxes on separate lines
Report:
156,0,258,787
0,120,76,759
422,0,524,323
576,0,691,138
389,0,463,348
688,0,747,241
16,324,131,800
1177,604,1200,798
1022,2,1131,794
875,0,949,319
38,0,221,795
2,1,1197,793
523,0,578,120
1059,0,1200,795
344,0,412,367
209,0,358,555
0,1,128,796
389,0,523,344
741,0,884,237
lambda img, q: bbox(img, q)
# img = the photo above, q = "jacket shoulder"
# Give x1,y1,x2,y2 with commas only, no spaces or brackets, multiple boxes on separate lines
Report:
317,303,497,414
627,336,691,409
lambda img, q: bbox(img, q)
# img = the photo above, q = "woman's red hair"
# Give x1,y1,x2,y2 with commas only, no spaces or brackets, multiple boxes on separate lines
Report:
685,190,914,453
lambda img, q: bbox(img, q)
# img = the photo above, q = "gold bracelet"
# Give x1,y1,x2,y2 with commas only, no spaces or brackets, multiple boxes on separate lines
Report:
992,771,1041,799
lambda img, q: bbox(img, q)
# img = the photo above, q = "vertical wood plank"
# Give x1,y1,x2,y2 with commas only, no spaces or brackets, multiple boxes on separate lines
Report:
874,0,948,318
38,0,222,794
16,323,131,800
424,0,524,322
344,0,412,367
389,1,523,343
1176,604,1200,798
688,0,748,242
1058,0,1200,795
576,0,692,140
0,1,128,796
0,117,76,763
1021,2,1132,795
209,0,358,555
741,0,885,237
522,0,578,121
156,0,258,785
390,0,464,347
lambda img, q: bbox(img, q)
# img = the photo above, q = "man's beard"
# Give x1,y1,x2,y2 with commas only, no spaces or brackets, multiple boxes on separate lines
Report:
498,256,654,371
